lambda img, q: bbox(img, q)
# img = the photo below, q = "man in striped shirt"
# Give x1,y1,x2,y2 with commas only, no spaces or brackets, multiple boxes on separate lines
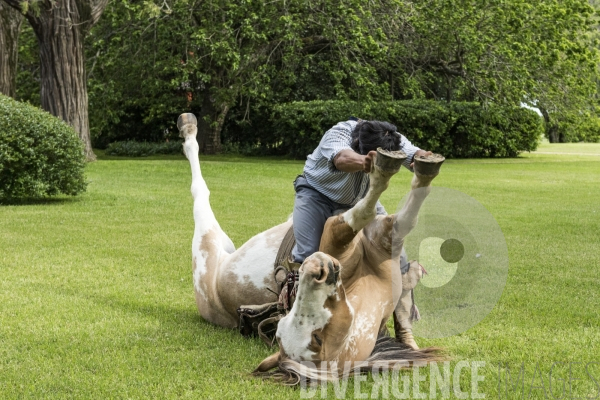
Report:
291,118,431,264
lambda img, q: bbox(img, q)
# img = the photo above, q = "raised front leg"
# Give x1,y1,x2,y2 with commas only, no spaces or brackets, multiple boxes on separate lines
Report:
319,149,407,259
393,153,444,349
394,153,445,239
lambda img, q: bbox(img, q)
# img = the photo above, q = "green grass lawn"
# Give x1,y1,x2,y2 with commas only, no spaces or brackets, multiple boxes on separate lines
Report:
1,148,599,399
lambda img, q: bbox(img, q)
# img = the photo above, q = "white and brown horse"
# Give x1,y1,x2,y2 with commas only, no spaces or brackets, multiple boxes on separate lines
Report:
178,114,444,382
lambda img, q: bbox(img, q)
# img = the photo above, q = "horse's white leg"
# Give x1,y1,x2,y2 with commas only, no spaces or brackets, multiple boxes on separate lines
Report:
180,116,233,250
179,114,236,327
393,154,444,349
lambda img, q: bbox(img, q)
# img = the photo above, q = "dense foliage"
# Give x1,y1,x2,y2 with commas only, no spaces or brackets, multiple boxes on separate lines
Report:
223,100,543,158
0,94,87,199
79,0,598,148
9,0,600,148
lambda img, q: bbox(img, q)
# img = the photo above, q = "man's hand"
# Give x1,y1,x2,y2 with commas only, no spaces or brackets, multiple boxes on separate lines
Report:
363,150,377,173
410,149,433,168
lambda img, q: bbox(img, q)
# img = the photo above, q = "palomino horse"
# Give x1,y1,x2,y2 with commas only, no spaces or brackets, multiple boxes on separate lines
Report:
178,114,444,382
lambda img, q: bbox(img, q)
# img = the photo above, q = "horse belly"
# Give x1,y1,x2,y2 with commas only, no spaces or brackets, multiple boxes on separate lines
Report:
216,220,292,322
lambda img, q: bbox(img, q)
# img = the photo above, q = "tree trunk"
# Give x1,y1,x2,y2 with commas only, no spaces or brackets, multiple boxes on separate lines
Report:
208,103,229,154
197,93,212,153
540,107,559,143
4,0,109,161
0,1,23,97
27,3,94,160
197,92,228,154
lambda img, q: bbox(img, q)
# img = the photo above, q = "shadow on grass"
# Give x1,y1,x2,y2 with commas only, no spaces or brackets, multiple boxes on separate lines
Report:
0,196,81,206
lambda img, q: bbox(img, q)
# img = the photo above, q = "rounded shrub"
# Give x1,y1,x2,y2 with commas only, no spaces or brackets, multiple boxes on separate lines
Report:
0,94,87,200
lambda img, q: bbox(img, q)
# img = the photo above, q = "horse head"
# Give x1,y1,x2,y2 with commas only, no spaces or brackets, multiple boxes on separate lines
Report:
254,252,354,376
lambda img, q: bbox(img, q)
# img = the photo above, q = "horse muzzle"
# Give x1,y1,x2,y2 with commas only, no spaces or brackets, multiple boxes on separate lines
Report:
301,252,341,286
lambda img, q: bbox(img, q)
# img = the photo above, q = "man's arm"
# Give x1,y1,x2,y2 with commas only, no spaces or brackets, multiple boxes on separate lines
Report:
397,134,432,170
335,148,432,172
333,149,377,173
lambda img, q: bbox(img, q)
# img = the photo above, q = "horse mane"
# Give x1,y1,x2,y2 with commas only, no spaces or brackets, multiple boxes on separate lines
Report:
252,334,445,386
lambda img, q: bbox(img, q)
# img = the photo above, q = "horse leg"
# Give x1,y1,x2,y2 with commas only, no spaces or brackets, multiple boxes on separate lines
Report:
180,114,234,252
179,114,236,327
319,149,406,259
393,153,445,349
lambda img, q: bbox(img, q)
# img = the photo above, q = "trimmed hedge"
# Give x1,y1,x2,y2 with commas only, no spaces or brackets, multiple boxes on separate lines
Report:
0,94,87,200
223,100,543,158
104,140,183,157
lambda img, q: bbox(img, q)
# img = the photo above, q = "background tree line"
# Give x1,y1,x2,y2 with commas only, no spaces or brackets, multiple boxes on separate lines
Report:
2,0,599,156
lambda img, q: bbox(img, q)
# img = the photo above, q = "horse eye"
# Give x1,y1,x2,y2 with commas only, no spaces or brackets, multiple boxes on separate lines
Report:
313,334,322,346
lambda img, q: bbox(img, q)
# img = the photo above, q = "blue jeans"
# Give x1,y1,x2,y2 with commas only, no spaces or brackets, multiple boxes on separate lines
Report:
291,175,387,263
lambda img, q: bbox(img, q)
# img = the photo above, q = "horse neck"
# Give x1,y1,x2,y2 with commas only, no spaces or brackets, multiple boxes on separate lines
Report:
335,279,393,363
318,284,355,361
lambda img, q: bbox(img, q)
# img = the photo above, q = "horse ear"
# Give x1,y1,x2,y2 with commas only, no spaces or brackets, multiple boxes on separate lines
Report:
253,351,280,373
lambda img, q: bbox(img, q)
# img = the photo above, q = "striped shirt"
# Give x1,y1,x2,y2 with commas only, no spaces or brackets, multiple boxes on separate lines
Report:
303,120,420,206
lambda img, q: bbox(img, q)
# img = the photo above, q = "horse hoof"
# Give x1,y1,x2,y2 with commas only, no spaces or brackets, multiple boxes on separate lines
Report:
375,148,408,174
177,113,197,130
413,153,445,177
